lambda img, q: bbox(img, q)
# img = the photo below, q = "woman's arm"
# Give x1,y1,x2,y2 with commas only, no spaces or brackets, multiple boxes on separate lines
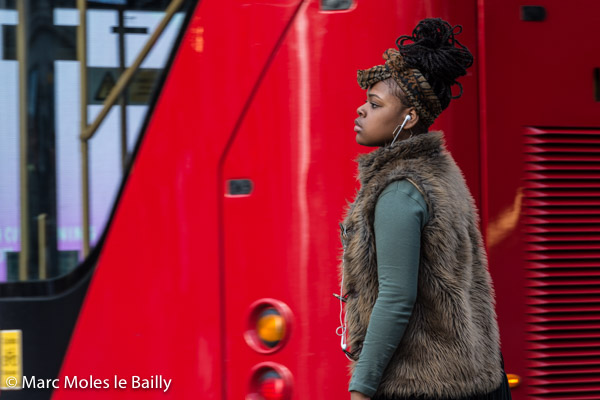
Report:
350,390,371,400
348,180,428,398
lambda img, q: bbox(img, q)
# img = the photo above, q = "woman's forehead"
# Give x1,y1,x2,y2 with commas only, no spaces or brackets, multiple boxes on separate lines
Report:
368,80,402,104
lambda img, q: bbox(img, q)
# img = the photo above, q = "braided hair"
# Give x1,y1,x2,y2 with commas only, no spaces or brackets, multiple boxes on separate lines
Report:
396,18,473,111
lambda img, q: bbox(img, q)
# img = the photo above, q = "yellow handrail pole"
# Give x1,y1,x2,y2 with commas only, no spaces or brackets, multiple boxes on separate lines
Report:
78,0,91,257
37,214,47,280
80,0,184,141
118,8,128,172
17,0,29,281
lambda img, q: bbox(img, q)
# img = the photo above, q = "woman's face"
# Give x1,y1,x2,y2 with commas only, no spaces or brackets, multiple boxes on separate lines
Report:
354,80,407,147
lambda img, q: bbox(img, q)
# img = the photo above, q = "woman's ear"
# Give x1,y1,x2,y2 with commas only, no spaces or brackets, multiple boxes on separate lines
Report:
404,108,419,130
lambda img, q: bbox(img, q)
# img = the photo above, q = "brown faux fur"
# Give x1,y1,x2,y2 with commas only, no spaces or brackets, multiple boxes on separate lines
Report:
340,131,503,399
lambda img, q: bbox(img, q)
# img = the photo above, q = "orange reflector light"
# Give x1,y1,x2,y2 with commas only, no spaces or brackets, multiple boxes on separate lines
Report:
506,373,521,389
257,309,285,347
245,299,293,354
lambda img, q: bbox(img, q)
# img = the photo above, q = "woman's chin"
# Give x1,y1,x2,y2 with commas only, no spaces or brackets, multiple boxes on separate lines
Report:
356,133,368,146
356,135,379,147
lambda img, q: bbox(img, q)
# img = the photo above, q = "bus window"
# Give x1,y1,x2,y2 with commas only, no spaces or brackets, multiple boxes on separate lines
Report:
0,0,196,283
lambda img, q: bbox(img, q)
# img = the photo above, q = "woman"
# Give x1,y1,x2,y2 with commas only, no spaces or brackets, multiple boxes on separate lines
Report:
337,19,511,400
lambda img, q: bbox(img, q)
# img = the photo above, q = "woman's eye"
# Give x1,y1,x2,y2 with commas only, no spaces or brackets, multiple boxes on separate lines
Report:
370,102,379,109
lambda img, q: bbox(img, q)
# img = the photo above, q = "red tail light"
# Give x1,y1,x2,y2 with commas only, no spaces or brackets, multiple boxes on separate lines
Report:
248,363,293,400
258,370,285,400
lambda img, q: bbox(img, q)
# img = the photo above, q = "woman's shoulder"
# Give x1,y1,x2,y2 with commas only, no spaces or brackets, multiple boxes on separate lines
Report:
378,179,425,205
376,180,429,225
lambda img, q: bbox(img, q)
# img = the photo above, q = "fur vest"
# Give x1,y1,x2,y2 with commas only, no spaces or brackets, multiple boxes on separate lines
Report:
340,131,503,399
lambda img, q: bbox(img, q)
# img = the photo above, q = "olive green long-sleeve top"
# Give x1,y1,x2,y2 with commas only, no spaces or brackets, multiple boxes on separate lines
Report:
348,179,429,398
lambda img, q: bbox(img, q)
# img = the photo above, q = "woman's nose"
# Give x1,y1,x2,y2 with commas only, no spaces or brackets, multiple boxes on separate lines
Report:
357,104,366,117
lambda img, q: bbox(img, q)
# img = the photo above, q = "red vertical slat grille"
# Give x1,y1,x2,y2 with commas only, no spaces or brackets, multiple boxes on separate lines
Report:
524,128,600,400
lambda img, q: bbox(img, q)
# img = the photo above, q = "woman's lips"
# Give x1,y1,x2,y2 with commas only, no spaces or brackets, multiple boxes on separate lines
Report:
354,119,362,132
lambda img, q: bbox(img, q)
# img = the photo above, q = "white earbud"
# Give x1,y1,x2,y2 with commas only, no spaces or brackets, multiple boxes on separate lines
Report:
390,114,412,146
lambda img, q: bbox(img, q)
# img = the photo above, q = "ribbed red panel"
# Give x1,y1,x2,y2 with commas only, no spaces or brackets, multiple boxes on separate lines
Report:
524,128,600,400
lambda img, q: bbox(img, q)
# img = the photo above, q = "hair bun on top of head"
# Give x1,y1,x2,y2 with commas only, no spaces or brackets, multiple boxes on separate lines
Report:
396,18,473,110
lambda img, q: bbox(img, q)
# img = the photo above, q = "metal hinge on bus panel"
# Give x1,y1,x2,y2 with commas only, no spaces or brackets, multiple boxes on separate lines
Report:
228,179,253,196
520,6,546,22
321,0,352,11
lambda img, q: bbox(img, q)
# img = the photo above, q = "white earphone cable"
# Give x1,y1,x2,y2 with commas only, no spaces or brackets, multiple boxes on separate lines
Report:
390,114,412,146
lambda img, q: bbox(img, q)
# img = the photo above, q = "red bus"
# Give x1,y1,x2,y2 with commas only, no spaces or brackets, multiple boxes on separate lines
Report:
0,0,598,399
